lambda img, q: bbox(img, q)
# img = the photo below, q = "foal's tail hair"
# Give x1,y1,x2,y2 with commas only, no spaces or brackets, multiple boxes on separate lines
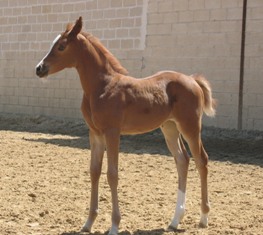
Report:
192,75,216,117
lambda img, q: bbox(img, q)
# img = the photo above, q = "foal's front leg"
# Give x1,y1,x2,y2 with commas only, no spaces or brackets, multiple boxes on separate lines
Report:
82,131,105,232
105,129,121,235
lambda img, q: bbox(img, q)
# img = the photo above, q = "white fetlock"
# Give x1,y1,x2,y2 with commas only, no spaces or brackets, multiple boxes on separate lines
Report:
168,207,185,231
81,220,92,232
167,223,179,232
168,190,186,230
108,224,118,235
199,213,208,228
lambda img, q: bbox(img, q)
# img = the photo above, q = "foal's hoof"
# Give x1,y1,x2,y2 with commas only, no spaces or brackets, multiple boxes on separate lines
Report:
81,226,91,233
107,226,118,235
198,222,208,228
199,213,208,228
166,225,178,232
108,232,118,235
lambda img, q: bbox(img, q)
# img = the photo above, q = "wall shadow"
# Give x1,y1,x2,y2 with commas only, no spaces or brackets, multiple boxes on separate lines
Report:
22,129,169,156
23,126,263,167
1,114,263,167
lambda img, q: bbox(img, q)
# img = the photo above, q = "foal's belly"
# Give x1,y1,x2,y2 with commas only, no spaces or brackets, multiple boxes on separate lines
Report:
121,107,171,135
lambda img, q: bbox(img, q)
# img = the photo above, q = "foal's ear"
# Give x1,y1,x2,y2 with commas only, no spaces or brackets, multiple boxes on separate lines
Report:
68,16,83,39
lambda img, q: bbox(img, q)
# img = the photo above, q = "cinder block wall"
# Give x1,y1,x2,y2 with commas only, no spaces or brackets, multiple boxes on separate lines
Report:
0,0,262,130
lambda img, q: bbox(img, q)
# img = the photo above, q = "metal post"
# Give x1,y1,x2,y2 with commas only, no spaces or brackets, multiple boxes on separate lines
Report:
238,0,247,130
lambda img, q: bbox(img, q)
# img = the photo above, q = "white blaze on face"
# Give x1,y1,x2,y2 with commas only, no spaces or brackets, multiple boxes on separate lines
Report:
36,34,61,68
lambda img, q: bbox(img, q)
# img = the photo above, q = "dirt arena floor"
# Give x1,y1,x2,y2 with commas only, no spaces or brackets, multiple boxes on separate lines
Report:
0,114,262,235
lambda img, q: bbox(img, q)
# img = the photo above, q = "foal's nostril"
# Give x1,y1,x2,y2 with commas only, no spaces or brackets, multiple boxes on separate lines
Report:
36,66,41,73
36,65,43,76
36,63,48,77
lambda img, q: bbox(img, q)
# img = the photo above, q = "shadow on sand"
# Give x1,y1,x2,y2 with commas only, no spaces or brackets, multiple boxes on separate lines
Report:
60,228,186,235
24,128,263,167
1,114,263,167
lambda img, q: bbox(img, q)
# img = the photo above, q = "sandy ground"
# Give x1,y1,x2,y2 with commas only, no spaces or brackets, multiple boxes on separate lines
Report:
0,114,263,235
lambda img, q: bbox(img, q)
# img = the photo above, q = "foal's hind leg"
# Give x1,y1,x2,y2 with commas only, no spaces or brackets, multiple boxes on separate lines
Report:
179,124,210,228
161,121,190,230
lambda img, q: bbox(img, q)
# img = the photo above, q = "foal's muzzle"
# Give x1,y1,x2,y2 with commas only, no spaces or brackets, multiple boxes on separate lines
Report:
36,62,49,78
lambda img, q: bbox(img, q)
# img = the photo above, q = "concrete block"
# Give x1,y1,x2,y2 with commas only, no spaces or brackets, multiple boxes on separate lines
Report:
194,10,210,21
163,12,178,23
9,96,19,105
19,96,29,106
148,13,164,24
109,39,121,49
221,0,239,8
111,0,123,8
0,1,8,7
122,18,135,27
109,19,122,28
116,8,129,18
28,97,39,107
248,106,263,119
210,9,227,21
129,28,141,37
227,8,242,20
98,0,110,9
148,1,158,13
97,19,109,29
92,10,104,20
32,5,41,14
254,119,263,131
203,21,221,32
116,28,129,38
147,23,172,35
189,0,205,10
205,0,221,9
121,39,134,49
247,20,263,32
174,0,188,11
221,20,241,32
158,0,174,13
248,7,263,20
123,0,136,7
42,5,52,14
130,7,143,16
179,11,194,22
63,4,74,13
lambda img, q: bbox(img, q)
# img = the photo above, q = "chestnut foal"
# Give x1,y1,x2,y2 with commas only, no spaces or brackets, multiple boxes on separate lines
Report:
36,17,215,234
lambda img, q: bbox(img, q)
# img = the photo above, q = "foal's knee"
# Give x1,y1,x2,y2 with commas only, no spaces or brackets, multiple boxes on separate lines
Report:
107,167,118,188
177,152,190,165
195,151,209,173
90,165,102,183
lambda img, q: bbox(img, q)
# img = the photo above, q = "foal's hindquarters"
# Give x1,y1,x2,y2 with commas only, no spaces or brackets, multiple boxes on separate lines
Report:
159,75,212,230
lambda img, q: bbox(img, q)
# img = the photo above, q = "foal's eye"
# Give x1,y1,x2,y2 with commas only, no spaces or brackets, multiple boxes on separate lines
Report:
58,44,65,51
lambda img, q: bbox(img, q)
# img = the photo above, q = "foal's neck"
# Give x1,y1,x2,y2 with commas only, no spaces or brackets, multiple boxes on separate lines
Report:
75,58,112,96
75,36,121,96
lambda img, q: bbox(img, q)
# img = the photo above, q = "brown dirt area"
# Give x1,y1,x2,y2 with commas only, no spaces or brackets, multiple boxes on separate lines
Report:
0,114,262,235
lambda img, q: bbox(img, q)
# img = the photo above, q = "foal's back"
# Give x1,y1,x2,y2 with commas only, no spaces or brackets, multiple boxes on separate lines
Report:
107,71,202,135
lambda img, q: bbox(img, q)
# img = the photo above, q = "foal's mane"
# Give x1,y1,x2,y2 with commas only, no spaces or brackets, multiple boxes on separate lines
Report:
81,31,128,75
65,22,128,75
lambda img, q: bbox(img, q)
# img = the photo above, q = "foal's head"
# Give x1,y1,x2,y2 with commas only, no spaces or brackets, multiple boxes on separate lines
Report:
36,17,128,78
36,17,83,78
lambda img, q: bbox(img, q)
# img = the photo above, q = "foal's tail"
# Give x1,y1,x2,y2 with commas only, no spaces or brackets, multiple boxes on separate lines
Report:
192,75,216,117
